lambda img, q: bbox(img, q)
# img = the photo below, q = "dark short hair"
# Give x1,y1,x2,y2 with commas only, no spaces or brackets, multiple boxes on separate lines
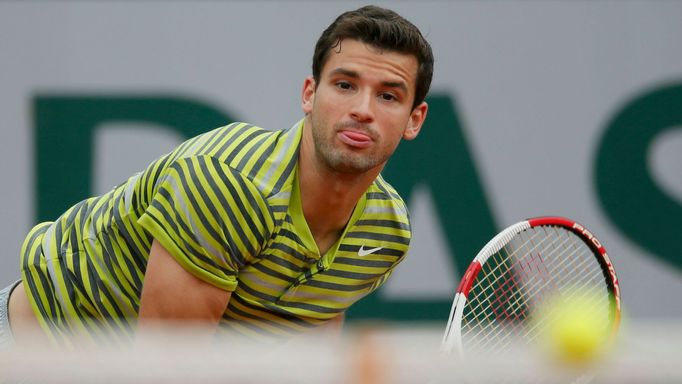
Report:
313,5,434,109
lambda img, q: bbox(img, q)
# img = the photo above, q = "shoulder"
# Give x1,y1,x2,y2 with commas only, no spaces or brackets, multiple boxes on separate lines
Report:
143,154,276,241
158,155,268,203
213,121,273,140
145,120,303,204
363,175,411,230
204,122,278,159
369,175,409,211
218,120,303,198
170,121,280,163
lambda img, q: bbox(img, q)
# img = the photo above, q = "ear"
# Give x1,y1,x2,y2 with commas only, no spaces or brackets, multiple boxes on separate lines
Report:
403,101,428,140
301,76,316,114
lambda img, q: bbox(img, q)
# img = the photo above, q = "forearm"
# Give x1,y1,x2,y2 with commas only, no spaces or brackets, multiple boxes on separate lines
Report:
138,240,231,328
323,313,345,336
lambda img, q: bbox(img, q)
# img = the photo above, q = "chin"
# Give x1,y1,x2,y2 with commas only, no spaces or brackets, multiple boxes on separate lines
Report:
331,155,383,174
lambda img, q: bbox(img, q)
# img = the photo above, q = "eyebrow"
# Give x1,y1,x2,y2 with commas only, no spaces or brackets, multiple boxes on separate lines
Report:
329,68,408,94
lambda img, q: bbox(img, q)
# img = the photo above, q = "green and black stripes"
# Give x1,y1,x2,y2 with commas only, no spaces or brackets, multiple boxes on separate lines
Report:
20,119,412,344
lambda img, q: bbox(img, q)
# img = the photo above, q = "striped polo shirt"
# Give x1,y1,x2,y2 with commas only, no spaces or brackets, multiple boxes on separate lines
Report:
20,120,411,345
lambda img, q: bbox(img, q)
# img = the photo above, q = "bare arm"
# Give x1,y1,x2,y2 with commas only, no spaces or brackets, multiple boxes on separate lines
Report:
324,313,345,336
138,240,231,332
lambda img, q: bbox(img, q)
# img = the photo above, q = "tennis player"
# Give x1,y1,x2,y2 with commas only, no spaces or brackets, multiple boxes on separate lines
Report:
0,5,433,348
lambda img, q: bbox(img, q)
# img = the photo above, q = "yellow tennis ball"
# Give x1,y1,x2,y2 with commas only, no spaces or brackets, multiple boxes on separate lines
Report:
538,292,610,365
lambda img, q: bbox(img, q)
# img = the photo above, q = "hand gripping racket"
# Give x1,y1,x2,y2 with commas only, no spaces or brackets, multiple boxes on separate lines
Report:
441,217,621,358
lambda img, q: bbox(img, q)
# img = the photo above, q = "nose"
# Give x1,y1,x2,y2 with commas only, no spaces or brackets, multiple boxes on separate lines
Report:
349,90,375,123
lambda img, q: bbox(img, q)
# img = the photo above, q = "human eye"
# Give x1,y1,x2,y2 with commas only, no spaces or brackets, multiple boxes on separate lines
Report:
335,81,353,91
380,92,398,102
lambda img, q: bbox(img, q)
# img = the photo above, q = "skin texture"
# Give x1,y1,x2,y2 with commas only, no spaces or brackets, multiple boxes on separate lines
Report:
9,38,428,343
137,240,232,326
299,39,428,254
139,39,427,329
8,281,47,346
305,40,426,174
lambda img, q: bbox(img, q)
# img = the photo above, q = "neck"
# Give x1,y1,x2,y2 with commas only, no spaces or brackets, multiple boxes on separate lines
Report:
298,117,382,253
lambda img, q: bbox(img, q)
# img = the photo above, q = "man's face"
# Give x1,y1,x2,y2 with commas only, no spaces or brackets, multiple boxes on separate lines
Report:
302,39,427,174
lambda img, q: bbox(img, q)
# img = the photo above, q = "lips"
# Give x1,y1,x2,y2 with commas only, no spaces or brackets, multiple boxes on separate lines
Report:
338,130,373,149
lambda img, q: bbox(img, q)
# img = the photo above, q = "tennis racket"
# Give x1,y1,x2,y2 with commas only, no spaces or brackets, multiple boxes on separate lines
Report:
441,216,621,358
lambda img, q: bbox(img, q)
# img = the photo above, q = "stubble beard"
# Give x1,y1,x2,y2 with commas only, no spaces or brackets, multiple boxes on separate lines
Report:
310,113,389,174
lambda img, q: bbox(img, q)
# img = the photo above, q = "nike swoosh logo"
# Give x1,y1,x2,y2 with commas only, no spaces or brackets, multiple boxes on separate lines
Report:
358,245,383,257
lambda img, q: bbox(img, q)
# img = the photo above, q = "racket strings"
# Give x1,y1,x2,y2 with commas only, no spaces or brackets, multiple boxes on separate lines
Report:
464,247,607,354
521,283,610,345
461,231,576,351
494,265,610,354
461,226,610,354
464,231,597,324
470,227,564,307
464,231,588,332
464,228,568,318
460,231,562,347
467,227,585,318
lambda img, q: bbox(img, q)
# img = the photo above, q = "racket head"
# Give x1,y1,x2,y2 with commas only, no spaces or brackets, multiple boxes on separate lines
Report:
441,216,621,358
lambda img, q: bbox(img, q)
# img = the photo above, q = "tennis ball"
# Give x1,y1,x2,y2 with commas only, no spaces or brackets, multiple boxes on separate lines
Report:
538,292,610,366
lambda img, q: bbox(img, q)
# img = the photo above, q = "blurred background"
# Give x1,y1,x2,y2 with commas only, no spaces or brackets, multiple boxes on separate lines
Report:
1,0,680,326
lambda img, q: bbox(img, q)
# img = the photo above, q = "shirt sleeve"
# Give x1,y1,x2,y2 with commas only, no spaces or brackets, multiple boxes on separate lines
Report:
138,156,274,291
